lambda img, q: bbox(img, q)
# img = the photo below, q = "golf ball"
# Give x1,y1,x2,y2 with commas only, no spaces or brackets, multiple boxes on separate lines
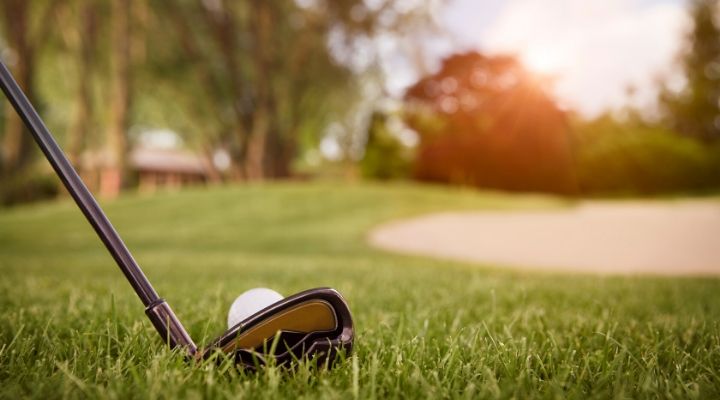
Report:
227,288,284,328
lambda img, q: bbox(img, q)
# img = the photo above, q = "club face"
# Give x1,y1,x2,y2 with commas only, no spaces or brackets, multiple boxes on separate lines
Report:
202,288,354,369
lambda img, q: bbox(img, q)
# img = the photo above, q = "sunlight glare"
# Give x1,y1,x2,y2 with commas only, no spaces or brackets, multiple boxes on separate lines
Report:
523,46,566,75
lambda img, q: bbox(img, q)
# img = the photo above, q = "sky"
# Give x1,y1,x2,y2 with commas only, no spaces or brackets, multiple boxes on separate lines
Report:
409,0,691,117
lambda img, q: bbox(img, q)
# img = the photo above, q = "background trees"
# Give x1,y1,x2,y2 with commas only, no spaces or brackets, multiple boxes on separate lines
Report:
0,0,434,203
146,0,360,180
0,1,60,176
660,0,720,143
1,0,719,203
571,116,719,194
398,0,720,196
404,53,577,194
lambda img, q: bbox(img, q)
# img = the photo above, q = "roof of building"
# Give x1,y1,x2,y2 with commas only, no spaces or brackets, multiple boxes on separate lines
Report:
80,147,209,175
130,148,207,175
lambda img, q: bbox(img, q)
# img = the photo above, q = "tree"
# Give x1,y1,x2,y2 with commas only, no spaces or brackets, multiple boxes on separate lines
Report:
404,52,577,194
661,0,720,143
145,0,434,181
98,0,132,198
0,1,61,175
572,115,719,194
146,1,356,180
361,111,410,180
66,0,98,167
1,0,438,199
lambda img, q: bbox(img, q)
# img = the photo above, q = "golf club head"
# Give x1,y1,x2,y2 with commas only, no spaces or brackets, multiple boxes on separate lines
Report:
202,288,353,369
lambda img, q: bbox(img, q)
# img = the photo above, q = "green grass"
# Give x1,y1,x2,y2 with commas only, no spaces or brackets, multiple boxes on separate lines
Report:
0,182,719,399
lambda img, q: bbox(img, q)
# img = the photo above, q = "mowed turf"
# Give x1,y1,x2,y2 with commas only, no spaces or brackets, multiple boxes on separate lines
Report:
0,183,719,399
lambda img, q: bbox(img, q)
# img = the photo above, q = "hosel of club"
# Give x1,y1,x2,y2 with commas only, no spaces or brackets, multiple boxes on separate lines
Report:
145,300,198,356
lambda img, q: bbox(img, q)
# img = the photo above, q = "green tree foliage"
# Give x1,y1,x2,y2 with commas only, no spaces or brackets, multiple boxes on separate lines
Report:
143,1,353,180
139,0,431,181
404,52,577,194
660,0,720,142
0,1,68,204
361,111,410,180
0,1,434,189
0,1,61,176
574,116,720,194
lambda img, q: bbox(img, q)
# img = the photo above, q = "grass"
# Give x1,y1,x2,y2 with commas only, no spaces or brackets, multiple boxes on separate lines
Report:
0,182,719,399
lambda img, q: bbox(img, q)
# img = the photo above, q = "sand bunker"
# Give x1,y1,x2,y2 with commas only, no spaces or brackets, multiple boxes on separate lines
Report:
369,201,720,276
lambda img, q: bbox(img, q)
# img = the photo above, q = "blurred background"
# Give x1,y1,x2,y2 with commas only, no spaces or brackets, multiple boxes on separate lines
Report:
0,0,718,205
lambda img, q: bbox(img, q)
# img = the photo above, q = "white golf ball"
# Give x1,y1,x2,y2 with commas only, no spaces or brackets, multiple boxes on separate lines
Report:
227,288,284,328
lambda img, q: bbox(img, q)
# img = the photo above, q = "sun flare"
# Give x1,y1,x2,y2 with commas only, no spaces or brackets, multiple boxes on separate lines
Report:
523,46,566,75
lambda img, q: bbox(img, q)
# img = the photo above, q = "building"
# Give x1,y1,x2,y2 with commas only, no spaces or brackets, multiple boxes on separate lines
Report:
130,147,209,192
80,146,210,196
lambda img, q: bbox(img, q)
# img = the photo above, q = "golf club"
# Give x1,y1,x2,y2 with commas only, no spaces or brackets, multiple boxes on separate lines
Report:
0,59,354,368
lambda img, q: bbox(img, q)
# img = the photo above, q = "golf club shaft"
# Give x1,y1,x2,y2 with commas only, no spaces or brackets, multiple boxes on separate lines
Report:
0,60,196,354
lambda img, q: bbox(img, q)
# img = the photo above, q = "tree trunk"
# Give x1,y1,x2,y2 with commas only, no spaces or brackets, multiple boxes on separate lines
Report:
265,99,291,178
1,1,34,175
1,58,33,173
277,126,296,178
67,1,97,167
245,109,268,180
243,0,274,180
103,0,132,198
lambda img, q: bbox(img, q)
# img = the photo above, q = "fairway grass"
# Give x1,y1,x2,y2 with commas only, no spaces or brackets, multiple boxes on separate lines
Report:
0,183,718,399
